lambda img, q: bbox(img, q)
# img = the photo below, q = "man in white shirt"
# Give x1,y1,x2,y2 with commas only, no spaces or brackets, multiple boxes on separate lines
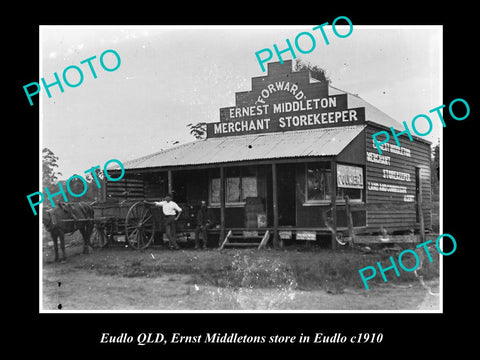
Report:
147,193,182,250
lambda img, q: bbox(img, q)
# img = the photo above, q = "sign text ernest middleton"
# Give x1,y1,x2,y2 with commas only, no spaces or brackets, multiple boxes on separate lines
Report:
206,73,366,138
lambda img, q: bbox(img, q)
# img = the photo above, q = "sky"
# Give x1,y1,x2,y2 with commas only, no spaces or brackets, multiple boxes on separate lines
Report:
39,25,442,179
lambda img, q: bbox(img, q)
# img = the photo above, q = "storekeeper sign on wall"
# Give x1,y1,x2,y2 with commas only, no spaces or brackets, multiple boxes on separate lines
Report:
337,164,363,189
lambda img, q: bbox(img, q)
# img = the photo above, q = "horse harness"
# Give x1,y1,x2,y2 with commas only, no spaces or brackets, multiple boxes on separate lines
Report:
45,203,85,234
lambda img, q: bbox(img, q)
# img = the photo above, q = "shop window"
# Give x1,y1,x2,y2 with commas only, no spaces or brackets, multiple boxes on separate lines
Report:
242,176,257,199
210,178,221,204
305,163,332,203
337,187,363,202
226,177,241,202
304,163,364,204
209,166,258,206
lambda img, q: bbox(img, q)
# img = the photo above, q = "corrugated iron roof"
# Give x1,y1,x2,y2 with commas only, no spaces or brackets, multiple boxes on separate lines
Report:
123,125,366,170
328,85,403,129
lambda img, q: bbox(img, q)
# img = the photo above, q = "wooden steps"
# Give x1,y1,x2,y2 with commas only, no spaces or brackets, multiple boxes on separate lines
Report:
219,230,270,250
223,242,261,247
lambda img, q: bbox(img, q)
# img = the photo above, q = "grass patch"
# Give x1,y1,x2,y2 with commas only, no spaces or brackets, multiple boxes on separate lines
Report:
288,249,439,291
65,246,440,291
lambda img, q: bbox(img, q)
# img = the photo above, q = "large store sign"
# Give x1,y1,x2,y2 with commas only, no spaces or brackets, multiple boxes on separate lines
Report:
206,65,366,138
208,107,365,137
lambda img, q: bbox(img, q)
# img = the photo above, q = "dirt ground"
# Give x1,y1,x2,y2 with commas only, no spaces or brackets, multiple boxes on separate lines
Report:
42,243,440,311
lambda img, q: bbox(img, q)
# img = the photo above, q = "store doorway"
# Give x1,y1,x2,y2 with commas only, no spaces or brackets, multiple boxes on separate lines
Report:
277,164,296,226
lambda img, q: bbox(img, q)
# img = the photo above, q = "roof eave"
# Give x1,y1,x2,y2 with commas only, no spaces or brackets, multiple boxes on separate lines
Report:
365,120,432,146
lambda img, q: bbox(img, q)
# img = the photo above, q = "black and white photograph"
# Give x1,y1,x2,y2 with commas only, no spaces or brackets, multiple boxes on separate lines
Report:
9,4,479,353
36,24,445,313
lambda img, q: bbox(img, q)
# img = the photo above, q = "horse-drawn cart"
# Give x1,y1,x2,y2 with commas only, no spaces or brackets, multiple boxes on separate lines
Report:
43,200,198,261
90,200,196,250
91,201,164,250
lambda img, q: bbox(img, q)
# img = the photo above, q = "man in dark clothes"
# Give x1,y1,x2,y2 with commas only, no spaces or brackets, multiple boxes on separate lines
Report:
195,200,214,250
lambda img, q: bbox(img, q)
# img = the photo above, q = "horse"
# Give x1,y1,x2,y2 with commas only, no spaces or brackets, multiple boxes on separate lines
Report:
43,202,95,262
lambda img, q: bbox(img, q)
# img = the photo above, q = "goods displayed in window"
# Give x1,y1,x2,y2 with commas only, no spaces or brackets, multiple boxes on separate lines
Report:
306,164,331,202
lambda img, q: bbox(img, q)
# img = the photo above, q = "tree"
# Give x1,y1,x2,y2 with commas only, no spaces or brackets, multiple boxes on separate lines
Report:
64,175,84,202
187,122,207,140
42,148,62,188
85,166,105,185
294,59,330,84
84,166,106,202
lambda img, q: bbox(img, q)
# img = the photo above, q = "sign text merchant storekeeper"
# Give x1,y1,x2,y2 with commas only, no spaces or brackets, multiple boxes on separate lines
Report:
209,81,364,136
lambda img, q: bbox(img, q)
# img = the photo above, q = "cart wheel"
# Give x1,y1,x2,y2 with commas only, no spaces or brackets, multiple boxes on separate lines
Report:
125,202,155,250
91,224,108,248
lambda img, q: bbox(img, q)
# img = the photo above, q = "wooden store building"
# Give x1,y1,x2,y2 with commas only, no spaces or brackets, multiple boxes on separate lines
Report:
106,60,432,248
